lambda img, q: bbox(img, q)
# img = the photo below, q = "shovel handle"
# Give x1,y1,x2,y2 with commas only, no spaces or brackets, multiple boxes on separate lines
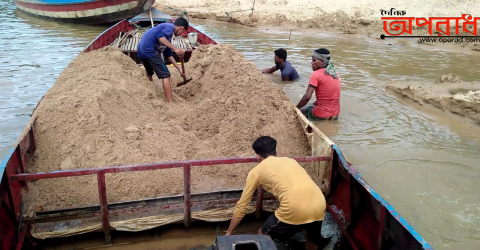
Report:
181,55,186,81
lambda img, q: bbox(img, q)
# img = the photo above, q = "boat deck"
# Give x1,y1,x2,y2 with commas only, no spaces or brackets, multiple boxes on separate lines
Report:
110,29,196,53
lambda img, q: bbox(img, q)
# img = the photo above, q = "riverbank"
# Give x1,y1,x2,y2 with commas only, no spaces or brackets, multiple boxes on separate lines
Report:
154,0,480,53
386,74,480,124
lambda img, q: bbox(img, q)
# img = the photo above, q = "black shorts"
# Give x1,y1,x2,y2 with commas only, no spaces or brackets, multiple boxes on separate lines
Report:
140,55,170,79
262,213,329,247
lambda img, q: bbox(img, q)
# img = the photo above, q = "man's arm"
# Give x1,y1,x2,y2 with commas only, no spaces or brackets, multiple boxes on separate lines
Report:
164,48,185,77
261,66,278,74
296,85,316,109
159,37,185,57
226,172,259,235
166,56,185,77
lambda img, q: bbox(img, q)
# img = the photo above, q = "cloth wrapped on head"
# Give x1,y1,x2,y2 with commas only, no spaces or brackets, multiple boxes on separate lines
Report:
312,51,338,79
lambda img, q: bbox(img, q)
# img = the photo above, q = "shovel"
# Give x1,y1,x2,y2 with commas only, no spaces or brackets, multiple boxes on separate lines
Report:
176,55,192,87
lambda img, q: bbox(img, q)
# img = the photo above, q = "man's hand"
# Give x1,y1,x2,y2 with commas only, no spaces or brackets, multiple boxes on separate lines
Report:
226,214,244,236
262,66,278,74
175,48,185,58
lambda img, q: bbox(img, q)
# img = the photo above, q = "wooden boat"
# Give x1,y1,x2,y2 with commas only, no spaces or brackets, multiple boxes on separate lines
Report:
13,0,155,25
0,9,433,250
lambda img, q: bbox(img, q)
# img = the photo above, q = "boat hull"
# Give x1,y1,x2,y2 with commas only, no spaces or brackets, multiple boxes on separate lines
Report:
14,0,155,25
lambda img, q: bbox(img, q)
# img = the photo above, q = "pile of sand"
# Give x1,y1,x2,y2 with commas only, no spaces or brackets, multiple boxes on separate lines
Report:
434,73,462,84
24,45,312,213
386,75,480,124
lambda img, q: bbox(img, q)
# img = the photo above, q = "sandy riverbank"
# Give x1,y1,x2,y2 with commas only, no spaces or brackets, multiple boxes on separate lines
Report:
154,0,480,52
386,74,480,124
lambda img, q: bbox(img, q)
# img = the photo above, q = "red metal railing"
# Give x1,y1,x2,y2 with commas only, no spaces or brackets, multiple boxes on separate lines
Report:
84,20,134,53
9,155,331,244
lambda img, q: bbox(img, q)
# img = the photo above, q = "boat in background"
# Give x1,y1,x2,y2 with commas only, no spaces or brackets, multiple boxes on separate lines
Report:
14,0,155,25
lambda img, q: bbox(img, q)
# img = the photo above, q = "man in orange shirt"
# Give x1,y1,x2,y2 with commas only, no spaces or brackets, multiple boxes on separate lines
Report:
226,136,331,250
296,48,341,121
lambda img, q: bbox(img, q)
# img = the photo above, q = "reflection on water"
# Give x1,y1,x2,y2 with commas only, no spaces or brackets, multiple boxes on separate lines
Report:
0,2,479,249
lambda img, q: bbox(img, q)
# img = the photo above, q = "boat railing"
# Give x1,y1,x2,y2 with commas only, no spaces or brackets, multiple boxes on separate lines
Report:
8,155,331,245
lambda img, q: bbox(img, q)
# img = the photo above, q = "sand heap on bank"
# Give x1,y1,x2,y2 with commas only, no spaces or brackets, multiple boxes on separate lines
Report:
24,45,312,213
154,0,480,51
386,74,480,124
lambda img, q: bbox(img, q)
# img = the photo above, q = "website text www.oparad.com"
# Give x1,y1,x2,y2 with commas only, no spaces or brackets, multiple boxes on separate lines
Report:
379,34,480,43
417,36,480,43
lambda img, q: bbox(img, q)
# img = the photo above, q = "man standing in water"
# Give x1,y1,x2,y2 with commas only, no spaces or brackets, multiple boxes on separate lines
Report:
261,48,299,81
296,48,341,120
226,136,331,250
137,18,189,103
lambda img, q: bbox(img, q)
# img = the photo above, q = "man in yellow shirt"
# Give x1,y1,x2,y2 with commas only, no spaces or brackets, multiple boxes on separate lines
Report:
226,136,331,250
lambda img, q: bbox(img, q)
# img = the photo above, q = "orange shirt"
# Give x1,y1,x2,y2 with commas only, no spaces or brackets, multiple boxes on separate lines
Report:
308,68,341,118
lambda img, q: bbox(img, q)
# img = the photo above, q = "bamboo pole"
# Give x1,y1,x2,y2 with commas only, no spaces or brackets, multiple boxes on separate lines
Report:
149,7,154,28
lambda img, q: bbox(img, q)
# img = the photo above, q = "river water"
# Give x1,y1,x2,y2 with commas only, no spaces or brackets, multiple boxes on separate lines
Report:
1,1,479,249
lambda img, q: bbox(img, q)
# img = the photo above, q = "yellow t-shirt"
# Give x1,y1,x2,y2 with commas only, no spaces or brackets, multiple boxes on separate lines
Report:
233,156,326,225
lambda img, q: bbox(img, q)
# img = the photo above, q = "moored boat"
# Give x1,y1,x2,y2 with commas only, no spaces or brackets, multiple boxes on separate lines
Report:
14,0,155,25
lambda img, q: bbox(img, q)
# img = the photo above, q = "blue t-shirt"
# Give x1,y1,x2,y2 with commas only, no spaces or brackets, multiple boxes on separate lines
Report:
276,61,299,80
137,23,175,59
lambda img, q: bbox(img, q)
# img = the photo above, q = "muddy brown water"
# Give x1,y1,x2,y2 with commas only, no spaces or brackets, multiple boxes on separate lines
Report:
1,1,480,249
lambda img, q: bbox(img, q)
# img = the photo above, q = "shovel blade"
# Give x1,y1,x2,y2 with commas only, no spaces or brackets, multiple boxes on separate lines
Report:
177,78,193,87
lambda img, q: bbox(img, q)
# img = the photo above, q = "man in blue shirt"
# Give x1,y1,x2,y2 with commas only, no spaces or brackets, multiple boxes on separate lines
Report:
137,17,189,103
261,48,299,81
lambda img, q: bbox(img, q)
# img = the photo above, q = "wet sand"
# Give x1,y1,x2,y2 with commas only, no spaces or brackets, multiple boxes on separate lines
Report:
386,74,480,124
